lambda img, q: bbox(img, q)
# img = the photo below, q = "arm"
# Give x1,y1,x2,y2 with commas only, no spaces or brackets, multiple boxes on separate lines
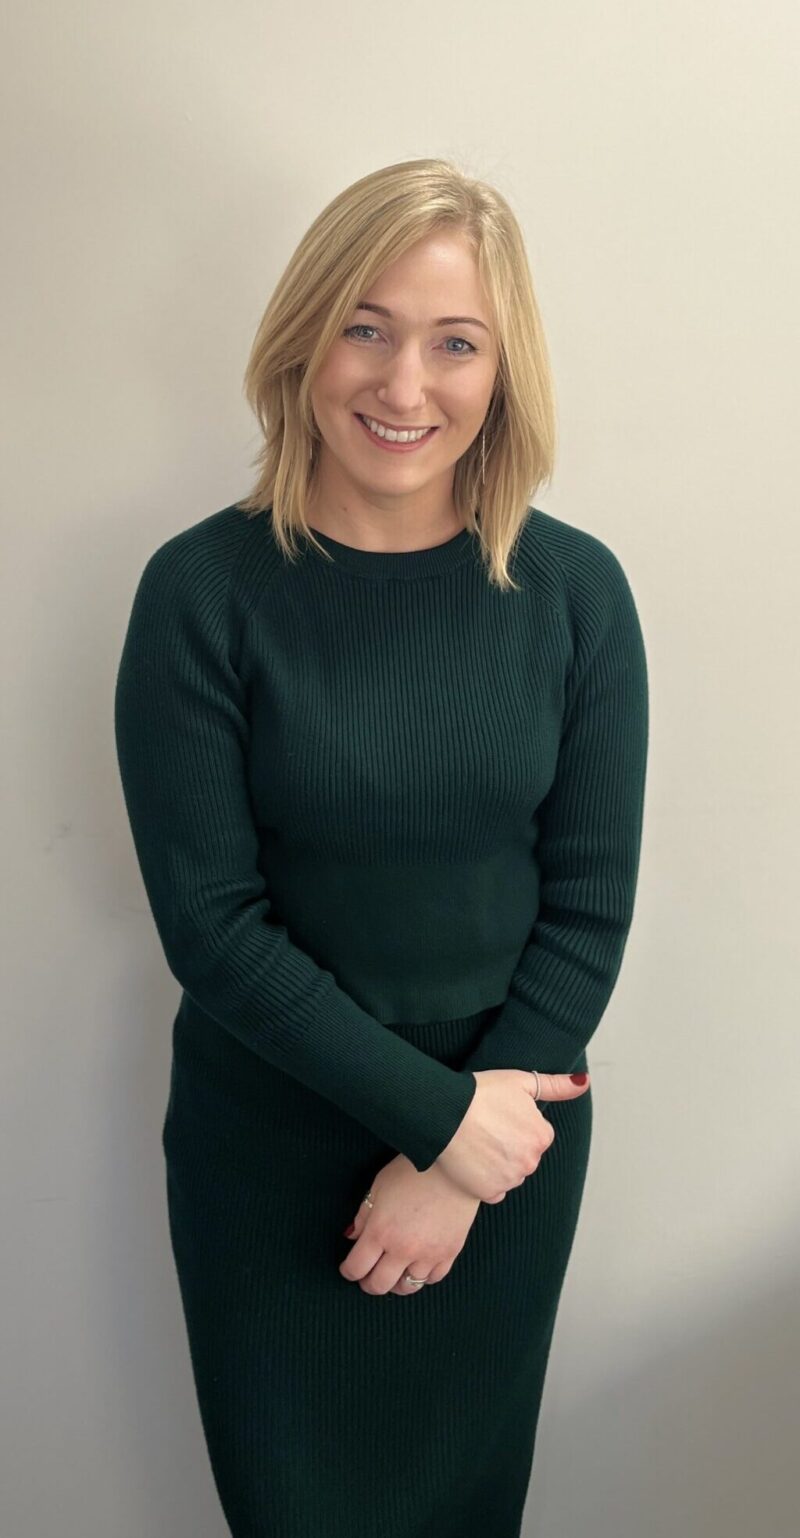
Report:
459,545,649,1077
113,537,476,1172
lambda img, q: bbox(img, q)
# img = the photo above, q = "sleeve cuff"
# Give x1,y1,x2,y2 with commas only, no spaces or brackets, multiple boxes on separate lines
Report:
459,994,590,1078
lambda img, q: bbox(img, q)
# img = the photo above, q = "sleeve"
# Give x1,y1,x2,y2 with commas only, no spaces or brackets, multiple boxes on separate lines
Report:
113,539,476,1172
458,545,649,1077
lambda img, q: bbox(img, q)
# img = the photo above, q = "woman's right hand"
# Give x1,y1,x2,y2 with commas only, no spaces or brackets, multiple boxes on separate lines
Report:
435,1068,591,1203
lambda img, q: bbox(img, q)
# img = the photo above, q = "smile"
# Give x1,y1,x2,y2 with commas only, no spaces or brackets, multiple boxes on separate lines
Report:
354,413,439,453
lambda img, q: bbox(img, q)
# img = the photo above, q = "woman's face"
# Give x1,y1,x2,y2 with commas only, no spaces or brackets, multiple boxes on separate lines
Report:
309,229,500,520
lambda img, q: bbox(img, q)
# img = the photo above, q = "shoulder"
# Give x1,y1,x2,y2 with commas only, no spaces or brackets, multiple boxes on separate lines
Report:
513,505,636,610
130,502,283,618
512,505,643,655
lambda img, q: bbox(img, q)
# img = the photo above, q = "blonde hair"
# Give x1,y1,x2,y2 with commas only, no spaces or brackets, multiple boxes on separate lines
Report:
236,157,557,591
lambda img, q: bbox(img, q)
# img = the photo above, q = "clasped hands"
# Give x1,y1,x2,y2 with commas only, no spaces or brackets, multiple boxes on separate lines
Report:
339,1067,590,1296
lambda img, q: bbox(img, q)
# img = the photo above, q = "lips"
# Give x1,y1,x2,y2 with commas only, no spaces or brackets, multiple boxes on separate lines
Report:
356,413,436,435
353,413,439,452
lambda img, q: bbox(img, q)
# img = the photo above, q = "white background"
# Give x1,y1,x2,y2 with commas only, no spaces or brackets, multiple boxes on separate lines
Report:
2,2,798,1534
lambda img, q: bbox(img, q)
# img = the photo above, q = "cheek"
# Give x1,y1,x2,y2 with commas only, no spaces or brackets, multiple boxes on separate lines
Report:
319,345,370,393
310,347,361,399
443,376,494,419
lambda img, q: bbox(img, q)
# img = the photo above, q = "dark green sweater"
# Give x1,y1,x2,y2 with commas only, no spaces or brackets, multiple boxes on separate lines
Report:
114,502,648,1173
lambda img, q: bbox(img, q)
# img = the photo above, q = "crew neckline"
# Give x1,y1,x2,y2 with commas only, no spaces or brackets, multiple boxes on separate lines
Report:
302,522,477,581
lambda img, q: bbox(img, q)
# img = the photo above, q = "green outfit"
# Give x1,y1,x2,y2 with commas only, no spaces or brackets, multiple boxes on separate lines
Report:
114,500,648,1536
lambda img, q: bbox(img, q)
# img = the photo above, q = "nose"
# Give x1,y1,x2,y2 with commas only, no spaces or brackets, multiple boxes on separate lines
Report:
375,340,432,417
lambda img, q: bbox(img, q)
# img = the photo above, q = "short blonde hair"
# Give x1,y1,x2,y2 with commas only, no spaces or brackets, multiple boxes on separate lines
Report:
236,157,557,591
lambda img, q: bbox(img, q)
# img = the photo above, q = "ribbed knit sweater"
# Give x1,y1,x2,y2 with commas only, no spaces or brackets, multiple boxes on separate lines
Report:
114,501,648,1175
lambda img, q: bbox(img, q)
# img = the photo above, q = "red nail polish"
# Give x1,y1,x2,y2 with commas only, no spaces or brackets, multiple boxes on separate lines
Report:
570,1073,588,1085
343,1223,355,1237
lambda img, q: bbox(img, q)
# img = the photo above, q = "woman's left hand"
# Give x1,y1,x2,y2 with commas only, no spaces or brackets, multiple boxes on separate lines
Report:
339,1153,483,1295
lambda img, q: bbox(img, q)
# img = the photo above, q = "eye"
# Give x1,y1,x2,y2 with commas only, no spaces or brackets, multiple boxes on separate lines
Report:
343,324,379,342
343,325,477,356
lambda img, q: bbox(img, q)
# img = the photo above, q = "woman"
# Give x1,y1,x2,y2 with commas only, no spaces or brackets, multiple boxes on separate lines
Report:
114,157,649,1537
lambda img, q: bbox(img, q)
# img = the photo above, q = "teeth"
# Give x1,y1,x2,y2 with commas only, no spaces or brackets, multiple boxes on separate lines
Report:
360,415,431,443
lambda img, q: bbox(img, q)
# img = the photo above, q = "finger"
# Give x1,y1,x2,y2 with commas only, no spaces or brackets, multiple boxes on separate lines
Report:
389,1252,458,1292
357,1252,432,1297
342,1183,377,1243
387,1259,437,1296
339,1229,384,1282
343,1204,368,1242
525,1069,590,1102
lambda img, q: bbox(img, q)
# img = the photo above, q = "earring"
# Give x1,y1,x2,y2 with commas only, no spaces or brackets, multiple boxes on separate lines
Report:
481,427,486,484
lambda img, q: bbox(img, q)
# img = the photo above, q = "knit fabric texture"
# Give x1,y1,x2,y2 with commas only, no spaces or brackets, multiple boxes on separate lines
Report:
114,501,649,1174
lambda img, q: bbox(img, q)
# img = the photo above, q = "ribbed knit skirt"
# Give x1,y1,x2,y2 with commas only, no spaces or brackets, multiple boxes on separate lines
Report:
161,997,593,1538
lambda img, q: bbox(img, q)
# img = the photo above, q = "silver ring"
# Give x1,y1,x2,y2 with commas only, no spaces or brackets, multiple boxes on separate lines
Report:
531,1070,541,1100
362,1190,425,1287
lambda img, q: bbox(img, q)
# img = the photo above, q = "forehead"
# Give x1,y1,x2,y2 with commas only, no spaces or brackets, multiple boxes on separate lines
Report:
357,232,491,323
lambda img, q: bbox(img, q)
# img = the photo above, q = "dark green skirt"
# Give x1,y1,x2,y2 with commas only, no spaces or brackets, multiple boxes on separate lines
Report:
161,996,592,1538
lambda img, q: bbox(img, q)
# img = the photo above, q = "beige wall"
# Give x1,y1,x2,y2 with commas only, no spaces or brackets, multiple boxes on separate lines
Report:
3,3,798,1535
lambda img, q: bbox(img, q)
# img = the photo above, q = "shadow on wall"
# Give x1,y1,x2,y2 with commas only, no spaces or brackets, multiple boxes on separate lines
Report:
524,1263,799,1538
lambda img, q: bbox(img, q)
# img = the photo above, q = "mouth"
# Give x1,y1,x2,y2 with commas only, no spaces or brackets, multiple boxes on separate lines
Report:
353,413,440,454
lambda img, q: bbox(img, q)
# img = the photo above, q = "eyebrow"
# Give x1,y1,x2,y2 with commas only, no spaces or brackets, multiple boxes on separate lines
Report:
354,302,490,334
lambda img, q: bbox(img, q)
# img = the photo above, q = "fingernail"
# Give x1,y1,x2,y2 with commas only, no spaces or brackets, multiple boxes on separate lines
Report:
570,1073,588,1085
343,1223,356,1237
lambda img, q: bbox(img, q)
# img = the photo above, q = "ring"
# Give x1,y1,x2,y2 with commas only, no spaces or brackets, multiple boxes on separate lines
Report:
362,1189,425,1287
